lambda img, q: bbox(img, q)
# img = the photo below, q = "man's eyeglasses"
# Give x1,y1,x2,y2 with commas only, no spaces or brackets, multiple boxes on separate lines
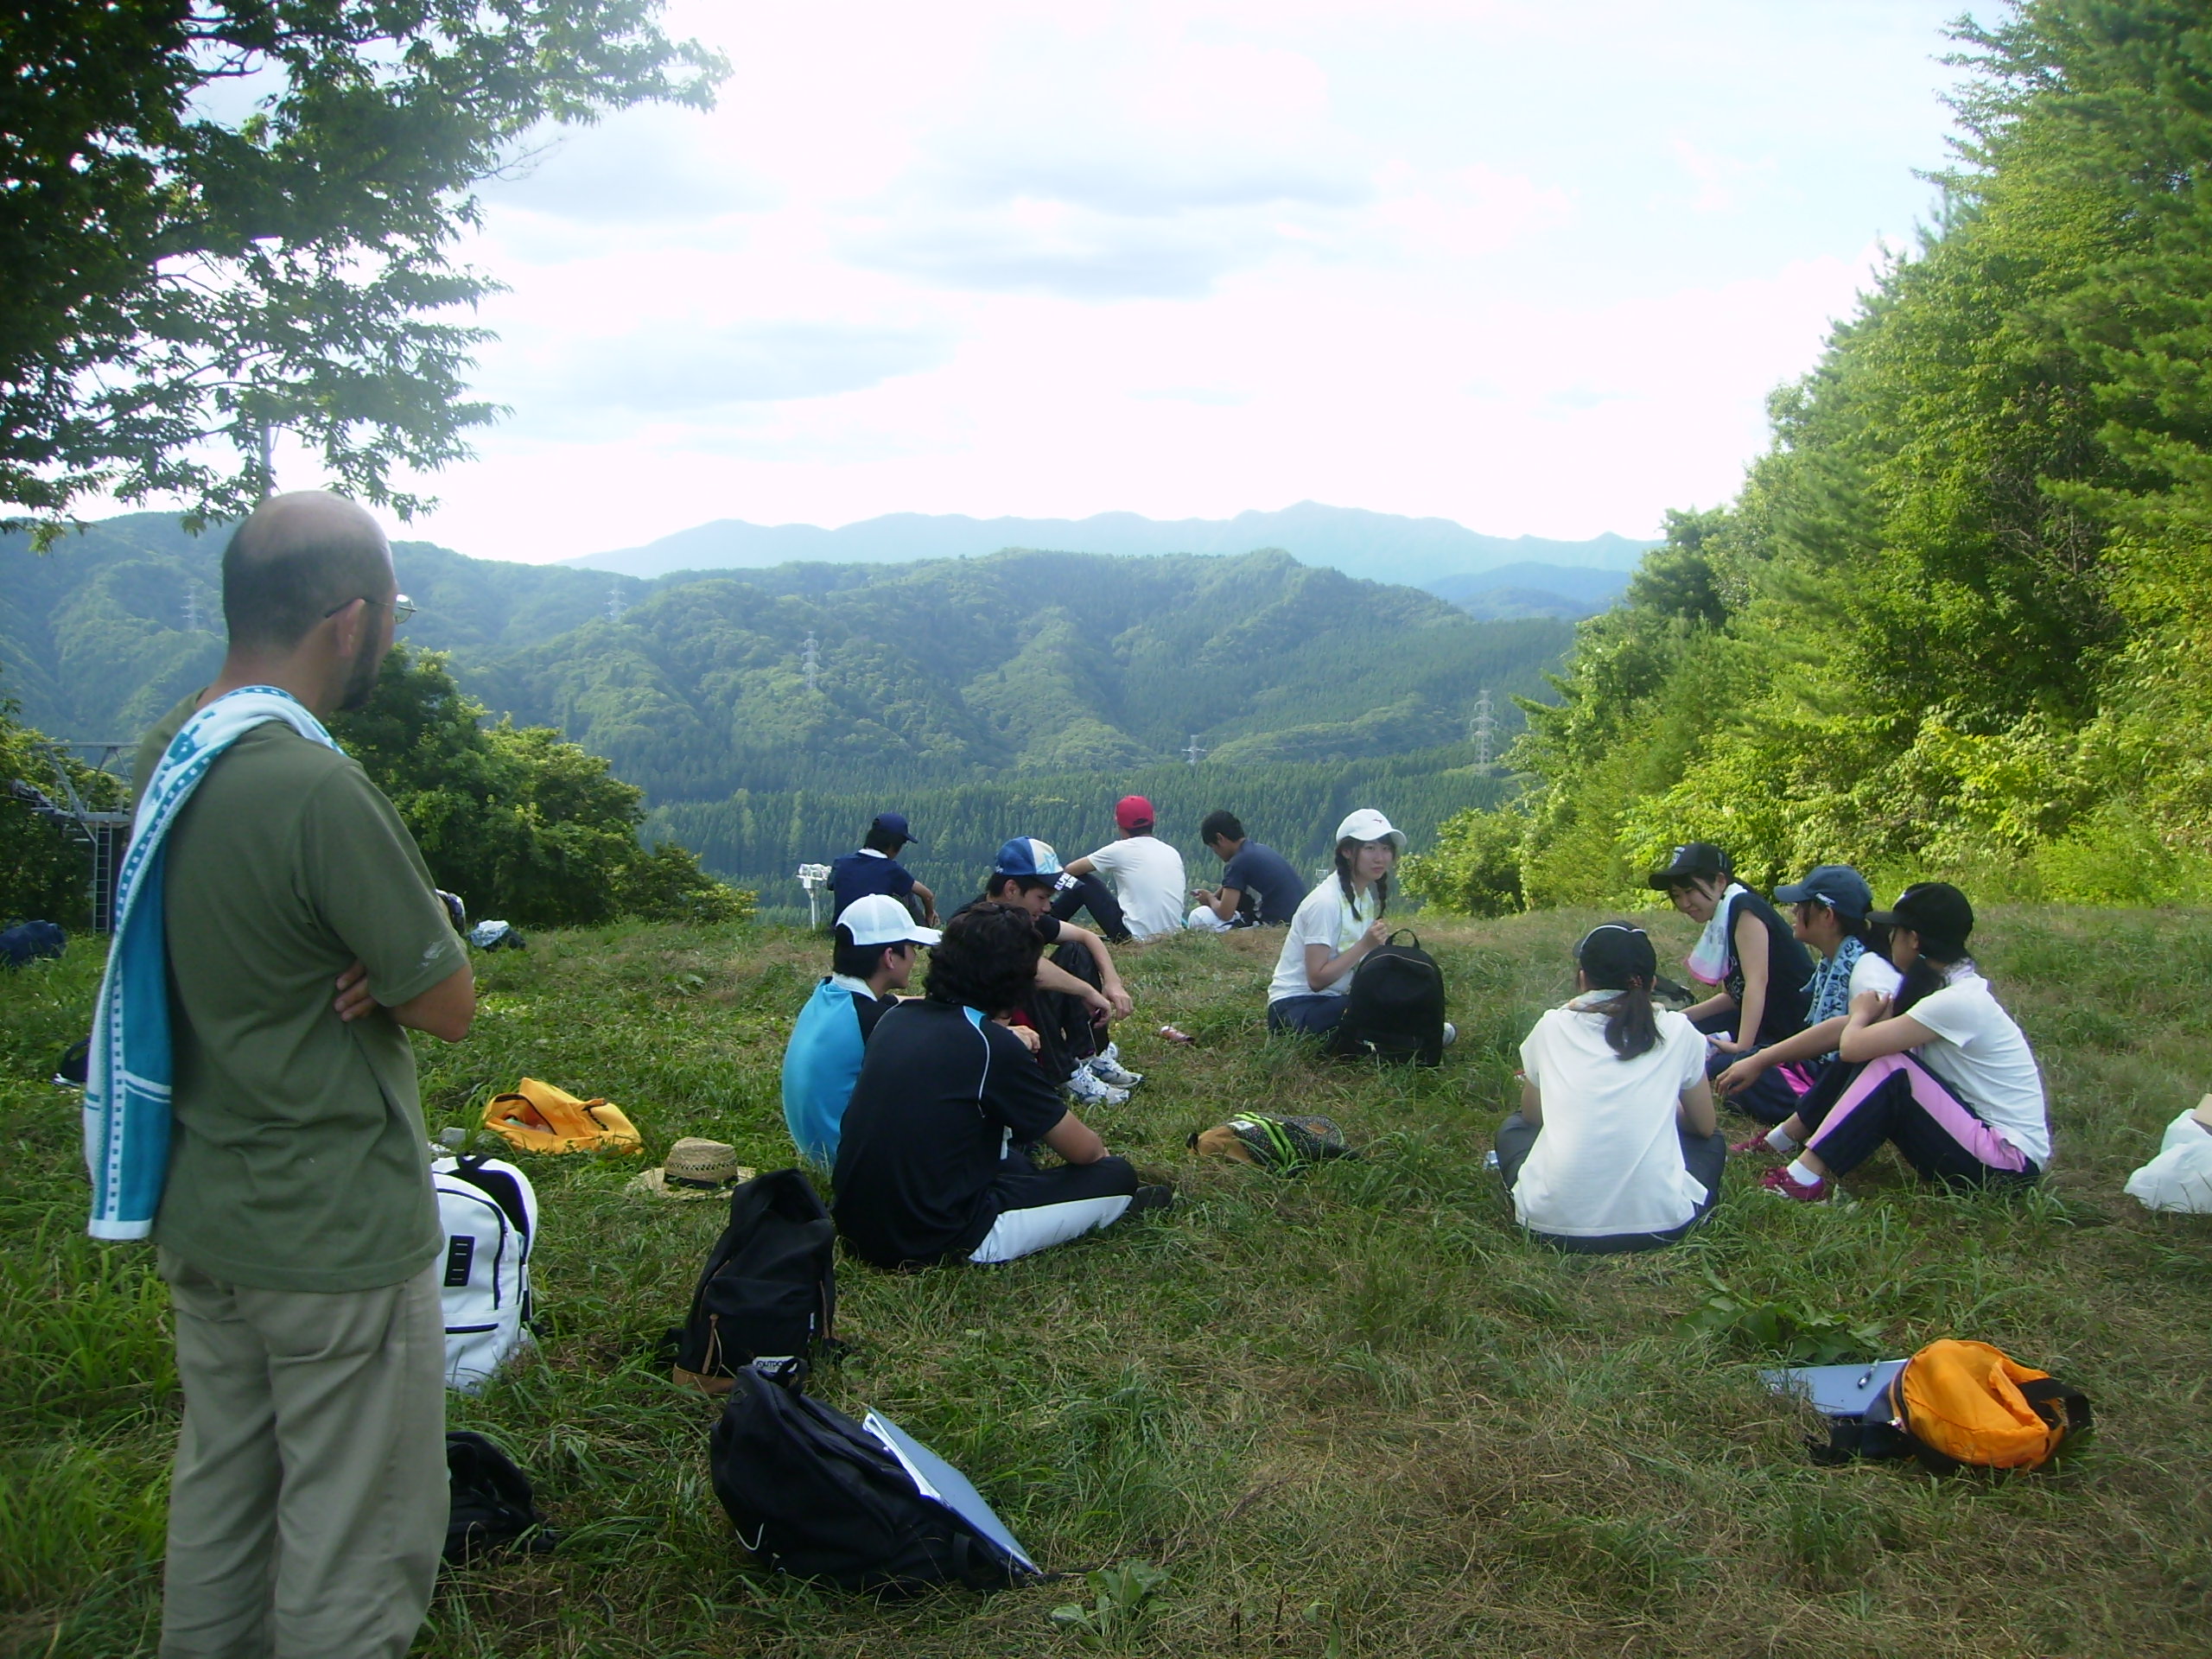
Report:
324,594,416,624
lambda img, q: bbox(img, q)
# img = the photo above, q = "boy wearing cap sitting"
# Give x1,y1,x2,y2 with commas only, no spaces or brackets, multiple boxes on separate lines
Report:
832,904,1171,1269
969,837,1142,1108
780,893,939,1167
1056,794,1188,943
830,812,938,925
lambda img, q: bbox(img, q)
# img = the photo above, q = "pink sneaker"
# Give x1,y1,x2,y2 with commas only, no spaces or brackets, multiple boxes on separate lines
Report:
1760,1166,1828,1203
1730,1134,1774,1158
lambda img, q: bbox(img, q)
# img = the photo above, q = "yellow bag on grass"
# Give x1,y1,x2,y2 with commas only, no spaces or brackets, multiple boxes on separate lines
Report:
482,1077,644,1156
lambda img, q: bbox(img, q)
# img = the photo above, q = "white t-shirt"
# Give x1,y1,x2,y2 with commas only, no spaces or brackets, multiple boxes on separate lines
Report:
1268,880,1378,1004
1083,835,1188,940
1513,1002,1712,1238
1906,967,2050,1166
1850,951,1904,1001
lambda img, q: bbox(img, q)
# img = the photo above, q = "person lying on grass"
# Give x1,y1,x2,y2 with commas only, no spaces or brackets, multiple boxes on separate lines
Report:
1649,841,1815,1126
830,903,1172,1269
1713,863,1902,1137
1493,922,1725,1253
1741,882,2051,1204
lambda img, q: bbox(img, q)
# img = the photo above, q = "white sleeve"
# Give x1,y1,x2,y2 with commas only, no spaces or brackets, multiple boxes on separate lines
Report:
1849,953,1904,999
1904,983,1981,1047
1084,842,1126,876
1672,1018,1707,1088
1518,1018,1549,1089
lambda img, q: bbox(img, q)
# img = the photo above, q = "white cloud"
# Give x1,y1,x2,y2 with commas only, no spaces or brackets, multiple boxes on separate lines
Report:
260,0,1984,560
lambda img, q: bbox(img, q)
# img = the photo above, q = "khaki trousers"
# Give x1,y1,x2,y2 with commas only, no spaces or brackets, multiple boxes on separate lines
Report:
157,1250,448,1659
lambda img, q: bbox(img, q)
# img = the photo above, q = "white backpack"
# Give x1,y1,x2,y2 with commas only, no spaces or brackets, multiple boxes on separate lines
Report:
431,1152,540,1393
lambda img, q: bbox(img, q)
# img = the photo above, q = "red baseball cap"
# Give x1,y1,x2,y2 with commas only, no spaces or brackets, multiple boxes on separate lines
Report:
1115,794,1155,832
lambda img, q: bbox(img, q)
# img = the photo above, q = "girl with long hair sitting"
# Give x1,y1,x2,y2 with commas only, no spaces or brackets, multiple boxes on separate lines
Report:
1496,923,1726,1252
1265,808,1403,1037
1751,882,2050,1203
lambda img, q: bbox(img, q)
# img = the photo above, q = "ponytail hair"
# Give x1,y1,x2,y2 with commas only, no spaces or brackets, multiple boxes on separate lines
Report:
1576,922,1661,1060
1892,938,1969,1018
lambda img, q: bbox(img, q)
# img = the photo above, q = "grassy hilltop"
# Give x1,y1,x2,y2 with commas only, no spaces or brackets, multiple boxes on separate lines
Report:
3,908,2209,1657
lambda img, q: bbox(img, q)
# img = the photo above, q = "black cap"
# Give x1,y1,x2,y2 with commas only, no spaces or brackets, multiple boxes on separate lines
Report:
871,811,918,846
1646,842,1731,891
1577,922,1659,989
1867,882,1974,952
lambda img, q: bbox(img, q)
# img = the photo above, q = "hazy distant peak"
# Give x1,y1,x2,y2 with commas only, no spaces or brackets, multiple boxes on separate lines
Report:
567,501,1657,586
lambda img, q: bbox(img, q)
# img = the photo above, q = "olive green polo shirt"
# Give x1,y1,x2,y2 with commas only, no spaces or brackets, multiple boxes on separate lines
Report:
137,694,466,1292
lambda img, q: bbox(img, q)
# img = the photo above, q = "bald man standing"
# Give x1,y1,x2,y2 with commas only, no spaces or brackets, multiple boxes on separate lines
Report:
124,493,474,1658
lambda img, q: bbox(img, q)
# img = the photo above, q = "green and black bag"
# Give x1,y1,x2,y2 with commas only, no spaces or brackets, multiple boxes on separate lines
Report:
1187,1112,1353,1173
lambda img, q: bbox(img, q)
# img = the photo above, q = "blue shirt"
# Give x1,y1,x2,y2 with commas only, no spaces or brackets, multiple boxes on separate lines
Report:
1220,842,1304,925
830,849,916,918
780,976,891,1166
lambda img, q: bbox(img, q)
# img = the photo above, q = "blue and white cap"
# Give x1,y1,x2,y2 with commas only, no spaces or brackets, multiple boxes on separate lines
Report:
993,836,1064,880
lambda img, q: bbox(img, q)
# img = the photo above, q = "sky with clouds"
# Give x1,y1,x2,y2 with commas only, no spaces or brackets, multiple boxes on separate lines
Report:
353,0,1988,563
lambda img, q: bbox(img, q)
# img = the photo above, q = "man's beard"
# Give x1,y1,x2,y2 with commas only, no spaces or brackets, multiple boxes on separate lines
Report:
337,628,385,712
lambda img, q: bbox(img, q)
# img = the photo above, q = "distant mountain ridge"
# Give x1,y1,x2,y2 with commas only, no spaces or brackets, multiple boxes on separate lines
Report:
568,500,1657,586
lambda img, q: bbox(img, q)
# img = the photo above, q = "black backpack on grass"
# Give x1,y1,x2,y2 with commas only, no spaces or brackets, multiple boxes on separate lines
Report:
444,1431,554,1563
671,1168,836,1394
1327,930,1447,1065
709,1357,1034,1593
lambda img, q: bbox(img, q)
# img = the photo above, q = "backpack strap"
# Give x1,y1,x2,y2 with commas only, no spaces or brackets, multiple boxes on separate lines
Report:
2018,1376,2094,1440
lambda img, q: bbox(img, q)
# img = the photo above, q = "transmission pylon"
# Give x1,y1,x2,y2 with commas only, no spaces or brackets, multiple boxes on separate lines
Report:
607,582,626,623
1471,688,1497,771
1183,734,1206,766
802,632,821,693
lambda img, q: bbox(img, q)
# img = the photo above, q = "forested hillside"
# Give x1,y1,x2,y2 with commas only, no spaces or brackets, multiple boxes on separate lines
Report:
3,518,1571,899
1476,1,2212,911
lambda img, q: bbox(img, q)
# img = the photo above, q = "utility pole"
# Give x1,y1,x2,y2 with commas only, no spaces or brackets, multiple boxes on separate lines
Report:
258,422,274,498
1183,734,1206,766
801,632,820,694
1471,688,1497,771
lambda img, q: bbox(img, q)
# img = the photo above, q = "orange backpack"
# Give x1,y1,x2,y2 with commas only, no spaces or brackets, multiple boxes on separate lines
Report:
1822,1339,2092,1473
481,1077,644,1156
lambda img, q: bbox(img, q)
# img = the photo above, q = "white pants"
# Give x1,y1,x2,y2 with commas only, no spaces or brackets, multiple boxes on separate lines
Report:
1185,906,1231,932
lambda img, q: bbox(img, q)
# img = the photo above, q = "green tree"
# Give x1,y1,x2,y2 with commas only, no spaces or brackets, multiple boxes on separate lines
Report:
1401,805,1528,918
332,646,748,927
0,695,127,927
2,1,724,533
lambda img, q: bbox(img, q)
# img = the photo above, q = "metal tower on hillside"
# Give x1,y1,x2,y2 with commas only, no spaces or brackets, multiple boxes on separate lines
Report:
1183,734,1206,766
606,582,626,623
182,588,203,632
1471,688,1497,771
801,632,821,693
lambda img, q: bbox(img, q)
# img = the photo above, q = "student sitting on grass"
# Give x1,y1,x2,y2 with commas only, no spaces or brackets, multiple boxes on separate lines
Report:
1266,808,1402,1037
1649,842,1815,1125
1494,923,1725,1252
780,893,938,1167
1747,882,2051,1203
831,904,1172,1268
1055,794,1188,943
965,837,1143,1105
830,811,938,925
1186,810,1304,931
1713,863,1901,1141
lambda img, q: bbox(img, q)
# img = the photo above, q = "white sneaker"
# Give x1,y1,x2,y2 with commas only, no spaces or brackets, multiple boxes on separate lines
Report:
1089,1042,1144,1088
1065,1063,1129,1107
1442,1021,1458,1048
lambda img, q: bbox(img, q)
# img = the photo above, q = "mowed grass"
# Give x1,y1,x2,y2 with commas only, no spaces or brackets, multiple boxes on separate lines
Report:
3,906,2211,1657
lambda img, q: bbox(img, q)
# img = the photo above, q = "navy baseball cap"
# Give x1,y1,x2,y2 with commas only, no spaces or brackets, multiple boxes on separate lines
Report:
1868,882,1974,950
1646,842,1731,890
1773,864,1874,920
871,811,918,846
993,836,1063,880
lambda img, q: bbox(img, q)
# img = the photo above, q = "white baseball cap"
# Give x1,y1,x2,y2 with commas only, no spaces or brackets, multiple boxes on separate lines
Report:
836,893,942,948
1333,808,1407,855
